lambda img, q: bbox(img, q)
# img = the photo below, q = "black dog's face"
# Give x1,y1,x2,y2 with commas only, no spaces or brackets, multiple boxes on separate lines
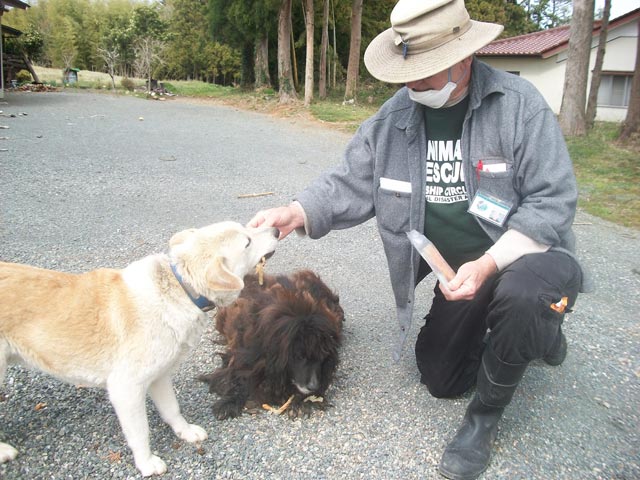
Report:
286,313,339,396
289,355,323,395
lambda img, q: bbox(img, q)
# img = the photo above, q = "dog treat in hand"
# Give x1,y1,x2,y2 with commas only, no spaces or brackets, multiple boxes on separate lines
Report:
262,394,295,414
256,256,266,285
406,230,456,288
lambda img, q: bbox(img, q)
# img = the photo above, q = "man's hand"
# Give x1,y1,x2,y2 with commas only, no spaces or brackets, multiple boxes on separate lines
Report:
248,202,306,240
440,253,497,301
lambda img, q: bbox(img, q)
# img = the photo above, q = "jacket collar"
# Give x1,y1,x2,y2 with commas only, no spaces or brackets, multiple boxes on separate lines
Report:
468,58,505,111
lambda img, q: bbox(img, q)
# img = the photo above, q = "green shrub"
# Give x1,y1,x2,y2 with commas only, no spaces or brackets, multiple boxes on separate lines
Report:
121,77,135,92
16,69,32,83
162,82,176,93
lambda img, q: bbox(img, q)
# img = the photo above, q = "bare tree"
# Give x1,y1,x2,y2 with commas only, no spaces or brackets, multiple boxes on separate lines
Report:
304,0,315,106
618,21,640,143
97,46,120,91
344,0,363,103
133,37,165,93
61,52,76,73
558,0,594,136
586,0,611,129
277,0,297,103
318,0,329,99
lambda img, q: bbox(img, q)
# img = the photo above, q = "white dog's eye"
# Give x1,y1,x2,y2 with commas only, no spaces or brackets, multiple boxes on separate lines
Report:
245,237,252,248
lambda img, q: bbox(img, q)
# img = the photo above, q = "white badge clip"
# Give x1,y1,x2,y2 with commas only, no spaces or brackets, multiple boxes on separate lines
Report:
468,190,512,227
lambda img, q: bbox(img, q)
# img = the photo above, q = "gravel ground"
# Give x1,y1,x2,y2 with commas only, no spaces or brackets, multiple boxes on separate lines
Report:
0,90,638,480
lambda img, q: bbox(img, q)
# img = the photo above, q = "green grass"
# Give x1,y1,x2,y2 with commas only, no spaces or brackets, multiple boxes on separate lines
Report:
162,80,241,98
566,123,640,229
310,102,377,124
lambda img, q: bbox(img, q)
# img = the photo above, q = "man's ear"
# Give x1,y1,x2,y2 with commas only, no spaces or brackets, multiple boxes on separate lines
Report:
170,228,196,249
206,256,244,292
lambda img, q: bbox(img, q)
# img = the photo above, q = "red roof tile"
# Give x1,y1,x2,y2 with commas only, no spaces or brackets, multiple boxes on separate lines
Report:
477,7,639,58
477,26,569,57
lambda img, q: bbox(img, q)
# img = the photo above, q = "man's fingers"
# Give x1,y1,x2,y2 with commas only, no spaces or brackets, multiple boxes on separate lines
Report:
248,210,268,228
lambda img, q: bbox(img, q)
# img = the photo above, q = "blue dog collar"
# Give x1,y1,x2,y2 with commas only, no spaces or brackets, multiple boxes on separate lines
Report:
170,263,216,312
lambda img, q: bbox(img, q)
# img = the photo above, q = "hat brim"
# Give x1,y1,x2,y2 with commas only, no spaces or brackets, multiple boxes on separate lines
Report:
364,20,503,83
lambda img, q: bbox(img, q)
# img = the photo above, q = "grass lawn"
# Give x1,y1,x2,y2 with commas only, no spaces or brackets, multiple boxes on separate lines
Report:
26,67,640,230
566,123,640,229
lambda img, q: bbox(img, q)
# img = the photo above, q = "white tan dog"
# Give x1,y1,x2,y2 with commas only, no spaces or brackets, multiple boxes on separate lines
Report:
0,222,279,476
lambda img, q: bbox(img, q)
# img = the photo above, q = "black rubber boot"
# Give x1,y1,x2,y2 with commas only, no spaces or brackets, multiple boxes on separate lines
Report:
543,328,567,366
438,346,527,480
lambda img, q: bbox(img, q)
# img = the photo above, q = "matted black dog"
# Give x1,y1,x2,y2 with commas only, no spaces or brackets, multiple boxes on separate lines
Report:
198,270,344,419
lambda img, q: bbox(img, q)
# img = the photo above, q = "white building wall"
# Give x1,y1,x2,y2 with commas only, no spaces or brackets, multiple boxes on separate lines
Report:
480,17,638,123
479,56,566,113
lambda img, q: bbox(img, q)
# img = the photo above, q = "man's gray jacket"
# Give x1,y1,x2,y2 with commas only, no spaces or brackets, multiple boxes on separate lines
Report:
296,59,590,360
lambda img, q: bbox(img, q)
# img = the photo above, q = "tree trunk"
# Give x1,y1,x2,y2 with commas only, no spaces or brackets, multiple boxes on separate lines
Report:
278,0,297,103
290,13,299,91
344,0,363,102
319,0,329,99
255,35,272,89
304,0,314,106
618,22,640,143
331,0,337,89
558,0,594,136
586,0,611,129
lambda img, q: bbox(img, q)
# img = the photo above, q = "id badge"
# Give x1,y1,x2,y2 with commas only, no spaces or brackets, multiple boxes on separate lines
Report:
468,190,512,227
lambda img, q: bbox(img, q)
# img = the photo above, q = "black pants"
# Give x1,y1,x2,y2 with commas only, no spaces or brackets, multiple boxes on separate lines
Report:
414,251,582,399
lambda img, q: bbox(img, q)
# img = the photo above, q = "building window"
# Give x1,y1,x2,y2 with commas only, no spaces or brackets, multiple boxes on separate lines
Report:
597,73,632,107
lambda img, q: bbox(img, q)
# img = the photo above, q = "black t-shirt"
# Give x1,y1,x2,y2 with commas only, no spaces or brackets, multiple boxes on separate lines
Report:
423,97,493,270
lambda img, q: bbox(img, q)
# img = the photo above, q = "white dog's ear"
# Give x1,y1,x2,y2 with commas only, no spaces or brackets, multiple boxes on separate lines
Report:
170,228,197,248
206,256,244,292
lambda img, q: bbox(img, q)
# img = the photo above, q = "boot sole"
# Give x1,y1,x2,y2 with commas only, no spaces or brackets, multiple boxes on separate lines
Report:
438,462,489,480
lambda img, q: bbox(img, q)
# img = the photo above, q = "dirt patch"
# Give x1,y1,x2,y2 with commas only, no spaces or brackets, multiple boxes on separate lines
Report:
170,94,357,133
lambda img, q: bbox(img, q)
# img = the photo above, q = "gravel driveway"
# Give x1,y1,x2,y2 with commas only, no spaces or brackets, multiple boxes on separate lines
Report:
0,91,638,480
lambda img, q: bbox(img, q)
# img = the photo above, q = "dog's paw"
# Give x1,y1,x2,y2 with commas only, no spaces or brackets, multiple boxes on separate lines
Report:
177,424,208,443
136,454,167,477
213,399,244,420
0,442,18,463
287,397,331,419
287,400,314,419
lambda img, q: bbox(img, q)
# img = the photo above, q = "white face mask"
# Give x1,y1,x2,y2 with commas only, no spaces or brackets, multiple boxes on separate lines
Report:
408,65,468,109
408,81,457,108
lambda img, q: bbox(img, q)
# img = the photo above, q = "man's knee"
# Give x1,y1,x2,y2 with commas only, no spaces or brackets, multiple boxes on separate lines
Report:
490,254,580,363
416,355,478,399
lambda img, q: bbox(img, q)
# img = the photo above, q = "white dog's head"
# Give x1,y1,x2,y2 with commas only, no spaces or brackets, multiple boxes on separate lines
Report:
169,221,279,307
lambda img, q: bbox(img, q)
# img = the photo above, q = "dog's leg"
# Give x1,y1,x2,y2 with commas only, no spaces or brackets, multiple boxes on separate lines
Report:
0,344,18,463
107,380,167,477
148,375,207,443
212,374,250,420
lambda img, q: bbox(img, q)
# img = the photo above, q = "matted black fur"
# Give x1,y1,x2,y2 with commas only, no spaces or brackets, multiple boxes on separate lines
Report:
198,270,344,419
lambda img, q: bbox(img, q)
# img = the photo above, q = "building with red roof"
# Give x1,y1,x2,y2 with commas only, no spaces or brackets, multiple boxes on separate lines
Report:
477,7,639,122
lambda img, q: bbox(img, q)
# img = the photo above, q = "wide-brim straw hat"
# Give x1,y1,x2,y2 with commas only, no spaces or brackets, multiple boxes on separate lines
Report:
364,0,503,84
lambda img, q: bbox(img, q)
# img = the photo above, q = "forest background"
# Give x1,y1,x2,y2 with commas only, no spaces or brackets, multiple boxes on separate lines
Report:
4,0,580,99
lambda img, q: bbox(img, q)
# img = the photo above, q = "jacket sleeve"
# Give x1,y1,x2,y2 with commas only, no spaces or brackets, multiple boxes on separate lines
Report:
507,107,578,247
295,125,377,239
